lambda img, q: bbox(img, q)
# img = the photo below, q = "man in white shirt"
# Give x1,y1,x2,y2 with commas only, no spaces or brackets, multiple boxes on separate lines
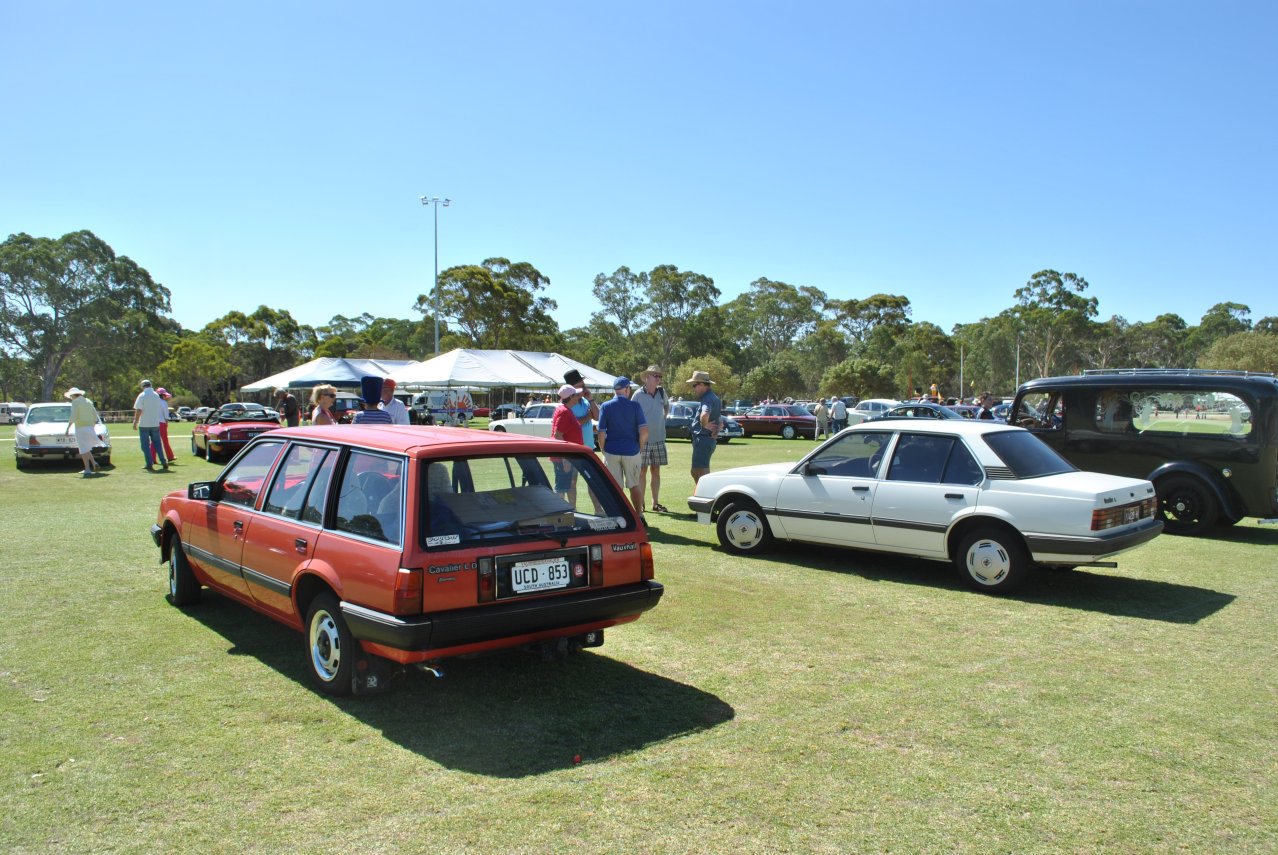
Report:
379,378,411,425
829,397,848,433
132,379,169,471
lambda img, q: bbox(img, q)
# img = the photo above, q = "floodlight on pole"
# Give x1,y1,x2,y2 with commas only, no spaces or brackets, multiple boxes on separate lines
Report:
420,195,451,354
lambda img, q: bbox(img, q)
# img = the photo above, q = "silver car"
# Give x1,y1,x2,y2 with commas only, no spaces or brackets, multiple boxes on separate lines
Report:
15,402,112,468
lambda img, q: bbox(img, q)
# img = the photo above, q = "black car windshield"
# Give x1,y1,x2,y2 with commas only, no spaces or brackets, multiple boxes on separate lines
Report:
982,430,1076,478
784,406,812,417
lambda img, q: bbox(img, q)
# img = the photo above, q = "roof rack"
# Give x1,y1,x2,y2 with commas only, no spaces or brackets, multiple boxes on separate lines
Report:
1081,368,1275,378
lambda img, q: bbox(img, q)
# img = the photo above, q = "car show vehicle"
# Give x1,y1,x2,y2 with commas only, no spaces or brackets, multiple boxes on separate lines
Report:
151,425,663,695
14,402,112,468
689,420,1162,594
1009,369,1278,535
488,403,525,421
872,402,968,421
191,404,283,462
410,390,474,426
1,402,29,425
734,404,819,440
486,402,558,437
853,399,899,418
177,406,195,421
665,401,743,443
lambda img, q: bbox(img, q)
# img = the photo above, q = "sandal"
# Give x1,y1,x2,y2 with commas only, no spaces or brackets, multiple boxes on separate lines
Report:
652,503,668,513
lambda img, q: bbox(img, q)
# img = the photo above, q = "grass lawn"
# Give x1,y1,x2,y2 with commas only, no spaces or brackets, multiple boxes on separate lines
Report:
2,424,1276,853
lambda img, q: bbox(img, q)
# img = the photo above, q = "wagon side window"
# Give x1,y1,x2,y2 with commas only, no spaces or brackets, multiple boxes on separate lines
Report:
1121,389,1253,437
334,451,405,543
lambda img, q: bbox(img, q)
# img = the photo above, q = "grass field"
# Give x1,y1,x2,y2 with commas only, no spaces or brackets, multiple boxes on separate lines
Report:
2,423,1276,853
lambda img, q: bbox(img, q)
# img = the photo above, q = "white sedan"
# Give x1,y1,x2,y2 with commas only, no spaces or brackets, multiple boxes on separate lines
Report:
14,402,112,468
486,402,558,437
688,420,1163,594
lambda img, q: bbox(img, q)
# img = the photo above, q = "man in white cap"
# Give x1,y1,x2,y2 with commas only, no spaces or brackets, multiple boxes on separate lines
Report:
597,376,648,512
63,387,101,477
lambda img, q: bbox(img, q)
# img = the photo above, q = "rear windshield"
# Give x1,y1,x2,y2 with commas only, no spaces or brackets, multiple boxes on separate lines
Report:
982,430,1076,478
423,452,635,550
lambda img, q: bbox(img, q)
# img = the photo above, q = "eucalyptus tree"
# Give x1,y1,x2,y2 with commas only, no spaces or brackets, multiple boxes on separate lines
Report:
419,257,561,351
721,278,825,375
1198,331,1278,373
830,293,912,345
1127,313,1189,367
1186,302,1252,364
644,265,720,368
203,306,316,386
1010,270,1098,379
0,230,170,402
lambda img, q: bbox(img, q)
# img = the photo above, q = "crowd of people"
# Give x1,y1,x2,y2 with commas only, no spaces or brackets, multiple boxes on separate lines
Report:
60,366,731,511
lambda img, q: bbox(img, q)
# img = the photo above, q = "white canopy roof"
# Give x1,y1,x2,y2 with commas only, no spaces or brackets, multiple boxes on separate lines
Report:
241,357,417,392
388,349,619,391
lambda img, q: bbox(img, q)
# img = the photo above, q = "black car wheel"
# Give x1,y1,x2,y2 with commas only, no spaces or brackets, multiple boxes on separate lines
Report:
167,537,202,606
1157,474,1218,536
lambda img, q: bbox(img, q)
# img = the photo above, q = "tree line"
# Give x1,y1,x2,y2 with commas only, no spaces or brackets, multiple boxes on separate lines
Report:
3,230,1276,409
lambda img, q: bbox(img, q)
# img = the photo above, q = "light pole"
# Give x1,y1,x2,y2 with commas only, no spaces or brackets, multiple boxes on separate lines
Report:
420,195,451,354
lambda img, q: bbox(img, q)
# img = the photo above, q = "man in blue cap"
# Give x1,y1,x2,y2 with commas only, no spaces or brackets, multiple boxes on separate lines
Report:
352,376,394,424
597,376,648,512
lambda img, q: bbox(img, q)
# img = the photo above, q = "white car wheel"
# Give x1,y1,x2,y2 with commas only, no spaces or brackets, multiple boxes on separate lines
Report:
955,527,1028,594
716,502,774,555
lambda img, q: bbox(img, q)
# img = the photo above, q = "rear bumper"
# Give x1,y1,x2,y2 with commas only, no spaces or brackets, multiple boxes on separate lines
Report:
1026,518,1164,561
16,445,110,461
341,581,664,652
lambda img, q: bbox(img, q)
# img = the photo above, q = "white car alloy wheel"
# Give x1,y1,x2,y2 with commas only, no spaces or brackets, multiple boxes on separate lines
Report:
716,502,774,555
956,528,1028,594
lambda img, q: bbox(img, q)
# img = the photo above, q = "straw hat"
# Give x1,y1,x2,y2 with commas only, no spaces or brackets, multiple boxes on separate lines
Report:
64,387,86,399
685,370,715,386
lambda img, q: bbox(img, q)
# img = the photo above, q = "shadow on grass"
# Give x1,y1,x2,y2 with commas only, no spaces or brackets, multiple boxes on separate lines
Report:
741,546,1235,624
185,594,735,777
1206,524,1278,546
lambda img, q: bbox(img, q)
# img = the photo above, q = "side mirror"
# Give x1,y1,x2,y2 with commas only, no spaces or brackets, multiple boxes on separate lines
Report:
189,481,221,501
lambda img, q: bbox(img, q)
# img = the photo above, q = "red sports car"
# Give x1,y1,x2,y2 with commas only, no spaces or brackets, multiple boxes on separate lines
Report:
191,404,283,462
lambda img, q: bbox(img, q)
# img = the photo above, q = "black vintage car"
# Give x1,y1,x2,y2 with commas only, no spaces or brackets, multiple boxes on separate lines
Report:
1009,369,1278,535
666,401,743,443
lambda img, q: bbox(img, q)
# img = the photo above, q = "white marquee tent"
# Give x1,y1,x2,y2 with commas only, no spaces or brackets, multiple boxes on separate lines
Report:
388,349,619,392
241,357,417,393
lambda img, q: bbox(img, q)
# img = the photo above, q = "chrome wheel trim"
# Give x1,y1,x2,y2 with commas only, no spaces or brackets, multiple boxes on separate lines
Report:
309,610,343,682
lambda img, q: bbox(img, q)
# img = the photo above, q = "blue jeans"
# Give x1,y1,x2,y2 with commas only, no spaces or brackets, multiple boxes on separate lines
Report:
139,426,167,467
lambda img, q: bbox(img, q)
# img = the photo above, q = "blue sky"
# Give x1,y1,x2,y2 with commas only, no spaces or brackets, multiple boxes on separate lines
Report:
3,1,1274,341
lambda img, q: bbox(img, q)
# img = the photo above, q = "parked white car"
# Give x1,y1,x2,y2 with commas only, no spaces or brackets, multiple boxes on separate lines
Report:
486,402,558,437
688,420,1163,594
853,398,898,418
14,402,112,468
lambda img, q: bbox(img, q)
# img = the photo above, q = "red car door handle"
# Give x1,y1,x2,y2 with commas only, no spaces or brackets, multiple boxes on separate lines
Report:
233,520,243,531
294,538,308,553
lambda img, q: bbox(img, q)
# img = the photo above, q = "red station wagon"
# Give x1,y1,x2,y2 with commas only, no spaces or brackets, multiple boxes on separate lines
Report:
151,425,664,695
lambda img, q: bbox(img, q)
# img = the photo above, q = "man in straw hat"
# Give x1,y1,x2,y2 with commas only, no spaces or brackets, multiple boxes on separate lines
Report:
632,365,671,512
685,369,722,487
63,386,102,477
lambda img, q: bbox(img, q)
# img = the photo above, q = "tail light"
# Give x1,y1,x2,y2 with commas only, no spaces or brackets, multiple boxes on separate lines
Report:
28,436,41,446
477,557,494,602
590,544,603,587
1091,497,1157,531
393,567,422,613
640,543,654,581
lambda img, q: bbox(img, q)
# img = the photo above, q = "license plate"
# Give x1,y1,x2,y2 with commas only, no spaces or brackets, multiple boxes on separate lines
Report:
509,557,572,594
1124,506,1139,523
